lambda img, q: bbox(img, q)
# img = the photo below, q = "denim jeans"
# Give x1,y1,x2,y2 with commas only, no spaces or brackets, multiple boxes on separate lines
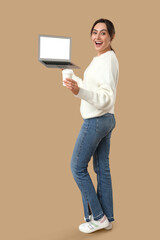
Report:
70,112,116,222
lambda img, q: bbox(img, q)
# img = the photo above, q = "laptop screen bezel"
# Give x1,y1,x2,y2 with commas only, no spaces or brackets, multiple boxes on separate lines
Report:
38,34,71,62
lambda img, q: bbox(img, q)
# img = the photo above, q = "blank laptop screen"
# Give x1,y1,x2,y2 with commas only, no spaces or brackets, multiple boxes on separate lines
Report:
39,36,70,60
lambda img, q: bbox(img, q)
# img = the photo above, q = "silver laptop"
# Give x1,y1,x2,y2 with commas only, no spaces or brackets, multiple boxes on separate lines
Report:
38,35,80,69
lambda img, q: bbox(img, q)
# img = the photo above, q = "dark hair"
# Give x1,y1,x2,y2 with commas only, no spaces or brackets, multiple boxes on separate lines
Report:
90,18,116,52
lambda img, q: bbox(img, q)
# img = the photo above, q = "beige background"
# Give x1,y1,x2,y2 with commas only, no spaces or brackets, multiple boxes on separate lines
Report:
0,0,160,239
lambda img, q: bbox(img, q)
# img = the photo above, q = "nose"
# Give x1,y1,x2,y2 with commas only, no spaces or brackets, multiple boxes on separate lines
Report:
96,32,101,40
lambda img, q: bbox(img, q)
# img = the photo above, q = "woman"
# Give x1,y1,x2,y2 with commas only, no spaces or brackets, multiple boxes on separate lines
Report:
63,18,119,234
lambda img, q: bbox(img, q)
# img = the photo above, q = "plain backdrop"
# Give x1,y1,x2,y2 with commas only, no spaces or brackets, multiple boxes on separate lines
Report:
0,0,160,240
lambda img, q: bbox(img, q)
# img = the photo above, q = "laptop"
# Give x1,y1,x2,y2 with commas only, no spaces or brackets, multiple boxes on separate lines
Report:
38,34,80,69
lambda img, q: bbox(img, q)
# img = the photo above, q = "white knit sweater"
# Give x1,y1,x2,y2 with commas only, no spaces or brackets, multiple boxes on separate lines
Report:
72,50,119,119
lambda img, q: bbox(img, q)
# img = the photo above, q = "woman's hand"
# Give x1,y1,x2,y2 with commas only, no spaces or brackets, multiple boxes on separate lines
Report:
63,78,79,95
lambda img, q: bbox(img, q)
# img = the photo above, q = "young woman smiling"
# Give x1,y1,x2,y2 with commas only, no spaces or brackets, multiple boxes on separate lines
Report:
63,18,119,234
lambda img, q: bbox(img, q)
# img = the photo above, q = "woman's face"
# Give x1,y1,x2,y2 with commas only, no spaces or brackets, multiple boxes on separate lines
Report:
91,22,112,56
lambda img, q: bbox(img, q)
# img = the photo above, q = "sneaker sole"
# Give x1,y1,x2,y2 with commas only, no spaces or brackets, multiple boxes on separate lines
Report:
104,223,112,230
87,214,113,230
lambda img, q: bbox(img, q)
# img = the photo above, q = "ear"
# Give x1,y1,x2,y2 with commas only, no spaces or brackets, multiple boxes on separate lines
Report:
111,34,115,41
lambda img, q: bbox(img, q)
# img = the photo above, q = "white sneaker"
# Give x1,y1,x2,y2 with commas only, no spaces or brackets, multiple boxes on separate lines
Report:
84,214,112,230
79,215,110,233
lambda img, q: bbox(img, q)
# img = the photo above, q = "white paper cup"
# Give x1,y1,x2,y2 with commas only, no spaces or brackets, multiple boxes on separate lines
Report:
62,69,73,86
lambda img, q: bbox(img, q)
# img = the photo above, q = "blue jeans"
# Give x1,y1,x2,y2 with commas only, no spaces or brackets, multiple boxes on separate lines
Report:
70,112,116,222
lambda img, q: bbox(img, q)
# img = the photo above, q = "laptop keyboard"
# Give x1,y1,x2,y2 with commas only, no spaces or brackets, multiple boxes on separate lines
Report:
43,61,71,65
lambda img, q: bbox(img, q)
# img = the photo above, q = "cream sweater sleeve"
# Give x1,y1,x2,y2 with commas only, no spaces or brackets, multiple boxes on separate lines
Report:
74,54,118,111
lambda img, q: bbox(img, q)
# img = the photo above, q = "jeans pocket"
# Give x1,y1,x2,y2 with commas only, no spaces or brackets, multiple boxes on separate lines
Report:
96,113,115,135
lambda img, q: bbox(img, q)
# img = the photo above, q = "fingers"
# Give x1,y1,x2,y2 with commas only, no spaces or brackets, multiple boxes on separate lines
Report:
65,78,77,84
65,84,72,90
64,79,76,89
63,79,79,95
63,80,73,88
64,81,73,90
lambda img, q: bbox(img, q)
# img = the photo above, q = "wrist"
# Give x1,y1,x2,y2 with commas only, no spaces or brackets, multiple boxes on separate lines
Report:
74,87,79,95
77,87,80,95
74,87,81,97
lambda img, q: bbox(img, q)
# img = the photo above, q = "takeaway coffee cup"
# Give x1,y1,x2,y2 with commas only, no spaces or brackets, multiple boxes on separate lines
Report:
62,69,73,86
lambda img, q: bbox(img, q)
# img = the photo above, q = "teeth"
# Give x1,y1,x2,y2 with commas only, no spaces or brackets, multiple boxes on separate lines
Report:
96,42,102,44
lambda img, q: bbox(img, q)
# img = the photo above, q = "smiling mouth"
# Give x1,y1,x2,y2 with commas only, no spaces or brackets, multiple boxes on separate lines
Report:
95,41,103,47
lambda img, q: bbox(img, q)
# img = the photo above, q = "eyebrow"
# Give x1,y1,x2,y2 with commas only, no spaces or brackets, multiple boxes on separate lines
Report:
93,29,107,32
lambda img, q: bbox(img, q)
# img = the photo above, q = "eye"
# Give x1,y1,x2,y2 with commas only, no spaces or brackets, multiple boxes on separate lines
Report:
101,32,106,35
92,31,97,35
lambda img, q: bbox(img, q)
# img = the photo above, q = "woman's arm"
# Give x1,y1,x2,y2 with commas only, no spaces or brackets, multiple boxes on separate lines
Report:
74,55,119,112
74,84,115,111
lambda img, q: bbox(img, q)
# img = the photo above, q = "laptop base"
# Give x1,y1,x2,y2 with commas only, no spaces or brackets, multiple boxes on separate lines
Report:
40,61,80,69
